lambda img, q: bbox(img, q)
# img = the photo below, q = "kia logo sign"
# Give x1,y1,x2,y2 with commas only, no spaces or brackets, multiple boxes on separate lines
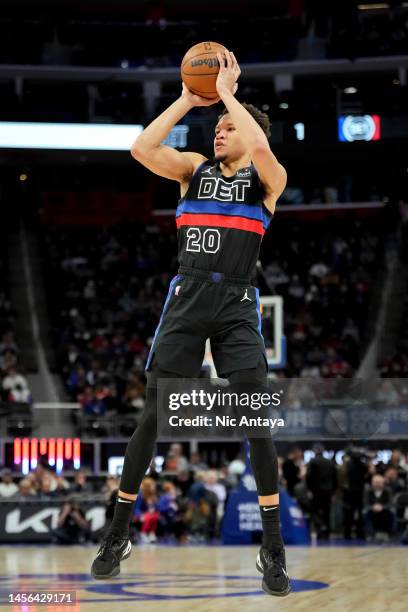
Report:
338,115,381,142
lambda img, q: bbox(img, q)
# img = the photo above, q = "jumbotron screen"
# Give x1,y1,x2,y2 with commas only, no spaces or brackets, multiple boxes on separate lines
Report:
338,114,381,142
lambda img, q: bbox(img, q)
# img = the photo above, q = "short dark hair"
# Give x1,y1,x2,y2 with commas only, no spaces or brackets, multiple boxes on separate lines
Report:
219,103,271,139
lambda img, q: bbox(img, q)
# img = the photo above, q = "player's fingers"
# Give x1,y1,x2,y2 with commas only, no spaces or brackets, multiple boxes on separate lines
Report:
220,52,227,69
216,52,225,70
226,50,233,69
231,51,239,70
223,50,229,68
231,56,240,77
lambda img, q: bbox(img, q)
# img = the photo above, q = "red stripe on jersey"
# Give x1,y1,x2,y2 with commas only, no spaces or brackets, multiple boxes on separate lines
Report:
176,213,265,236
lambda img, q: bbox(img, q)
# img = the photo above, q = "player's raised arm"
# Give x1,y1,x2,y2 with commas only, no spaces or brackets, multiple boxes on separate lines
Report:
216,51,287,214
131,84,219,183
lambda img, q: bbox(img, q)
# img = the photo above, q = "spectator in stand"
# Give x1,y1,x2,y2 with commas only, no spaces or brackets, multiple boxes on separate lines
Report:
0,332,18,356
263,261,290,292
52,497,90,544
187,472,218,541
86,359,108,388
218,462,236,491
27,462,57,494
157,481,178,533
384,467,405,498
70,470,93,494
102,476,120,528
164,450,178,472
174,470,194,497
375,381,400,407
133,477,159,543
364,474,394,542
165,443,189,473
38,475,60,499
157,481,187,542
120,382,145,417
405,451,408,475
379,353,408,378
227,454,246,487
127,333,144,357
79,386,107,417
306,444,337,539
2,366,32,404
101,475,120,498
0,352,18,391
55,475,70,496
0,468,19,498
204,470,227,523
187,471,207,504
61,344,82,376
309,260,329,279
342,448,367,540
189,451,209,472
388,450,408,484
16,478,37,499
293,468,311,519
66,364,87,398
9,383,32,404
282,447,304,497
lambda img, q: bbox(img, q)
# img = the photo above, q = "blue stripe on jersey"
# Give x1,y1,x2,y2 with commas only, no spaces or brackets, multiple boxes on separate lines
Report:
176,200,271,230
255,287,268,370
255,287,265,344
145,274,181,370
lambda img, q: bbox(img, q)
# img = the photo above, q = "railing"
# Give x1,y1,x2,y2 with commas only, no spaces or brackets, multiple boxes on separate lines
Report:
0,55,407,83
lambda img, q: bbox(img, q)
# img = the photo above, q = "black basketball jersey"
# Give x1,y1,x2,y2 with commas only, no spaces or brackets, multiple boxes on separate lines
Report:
176,160,273,277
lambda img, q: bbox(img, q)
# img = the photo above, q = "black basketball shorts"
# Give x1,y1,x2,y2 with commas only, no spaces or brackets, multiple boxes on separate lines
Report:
145,266,267,378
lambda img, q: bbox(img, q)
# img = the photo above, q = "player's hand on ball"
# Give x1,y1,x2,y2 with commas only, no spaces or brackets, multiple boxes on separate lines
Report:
181,83,220,107
216,50,240,97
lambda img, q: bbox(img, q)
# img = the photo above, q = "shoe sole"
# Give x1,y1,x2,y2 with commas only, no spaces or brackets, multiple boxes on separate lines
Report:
91,542,132,580
256,556,291,597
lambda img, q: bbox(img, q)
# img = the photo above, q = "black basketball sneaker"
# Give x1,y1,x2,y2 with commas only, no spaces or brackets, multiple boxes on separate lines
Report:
91,531,132,579
256,546,291,596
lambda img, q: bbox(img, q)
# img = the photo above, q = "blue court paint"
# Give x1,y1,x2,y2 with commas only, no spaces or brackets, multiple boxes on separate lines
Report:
0,572,329,603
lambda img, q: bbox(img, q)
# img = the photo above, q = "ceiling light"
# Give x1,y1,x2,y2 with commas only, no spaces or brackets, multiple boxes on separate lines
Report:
358,3,389,9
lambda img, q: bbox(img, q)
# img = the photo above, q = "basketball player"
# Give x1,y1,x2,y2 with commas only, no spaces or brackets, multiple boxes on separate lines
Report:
91,50,290,597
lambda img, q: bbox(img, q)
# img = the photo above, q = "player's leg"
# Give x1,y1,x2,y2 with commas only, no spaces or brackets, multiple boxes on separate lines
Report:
91,360,181,579
226,359,290,597
91,274,207,577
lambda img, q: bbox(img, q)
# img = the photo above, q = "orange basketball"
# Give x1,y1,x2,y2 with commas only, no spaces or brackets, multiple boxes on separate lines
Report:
181,41,226,99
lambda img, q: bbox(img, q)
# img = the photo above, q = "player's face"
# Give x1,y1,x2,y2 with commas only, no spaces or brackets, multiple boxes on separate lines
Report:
214,114,246,162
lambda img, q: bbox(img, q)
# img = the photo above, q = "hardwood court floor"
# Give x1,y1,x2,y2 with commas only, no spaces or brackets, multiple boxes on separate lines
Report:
0,544,406,611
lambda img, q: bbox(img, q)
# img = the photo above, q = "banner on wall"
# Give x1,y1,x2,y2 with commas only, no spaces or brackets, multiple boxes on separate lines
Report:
221,443,309,545
0,501,106,542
